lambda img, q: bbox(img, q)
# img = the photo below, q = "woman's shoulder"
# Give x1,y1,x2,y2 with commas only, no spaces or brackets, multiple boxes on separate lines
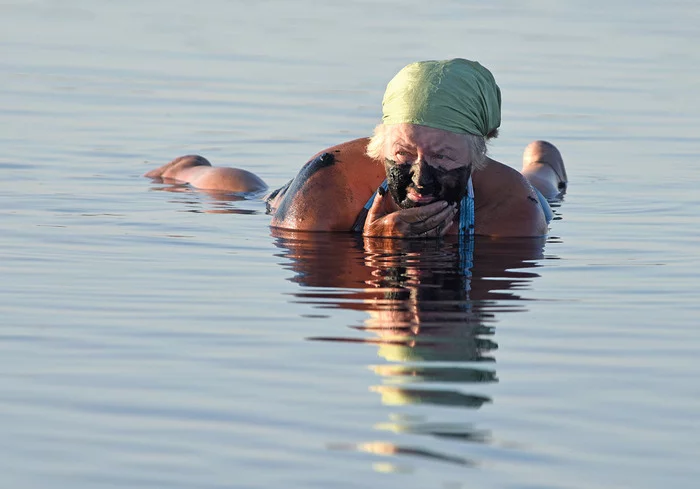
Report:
472,158,548,237
474,158,531,192
269,138,386,232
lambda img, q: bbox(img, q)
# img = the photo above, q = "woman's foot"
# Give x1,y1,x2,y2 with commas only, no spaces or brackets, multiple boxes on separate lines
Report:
521,141,567,199
144,155,212,181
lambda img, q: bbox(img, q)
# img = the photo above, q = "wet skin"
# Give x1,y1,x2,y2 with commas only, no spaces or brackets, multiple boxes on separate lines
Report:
272,151,337,222
145,126,560,237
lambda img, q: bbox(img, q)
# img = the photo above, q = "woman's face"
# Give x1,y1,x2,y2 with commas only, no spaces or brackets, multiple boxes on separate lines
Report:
382,124,472,209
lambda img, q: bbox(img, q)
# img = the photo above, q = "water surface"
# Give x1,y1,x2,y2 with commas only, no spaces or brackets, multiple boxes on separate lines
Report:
2,1,700,488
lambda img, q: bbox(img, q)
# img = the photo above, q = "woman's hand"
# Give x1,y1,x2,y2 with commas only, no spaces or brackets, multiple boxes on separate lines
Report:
363,188,458,238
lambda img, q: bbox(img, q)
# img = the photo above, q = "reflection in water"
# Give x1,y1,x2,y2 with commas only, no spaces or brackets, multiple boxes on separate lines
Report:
148,181,264,214
370,385,491,409
370,365,498,384
328,441,475,468
374,413,489,442
273,230,549,469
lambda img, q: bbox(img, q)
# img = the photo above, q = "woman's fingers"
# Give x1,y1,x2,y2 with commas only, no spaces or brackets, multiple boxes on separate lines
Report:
398,202,458,236
363,196,458,238
398,201,448,222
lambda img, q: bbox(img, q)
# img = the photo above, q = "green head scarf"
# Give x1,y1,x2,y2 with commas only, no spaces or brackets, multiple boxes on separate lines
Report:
381,58,502,137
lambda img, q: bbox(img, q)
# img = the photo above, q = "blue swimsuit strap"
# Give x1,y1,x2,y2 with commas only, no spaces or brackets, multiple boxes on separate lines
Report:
351,177,475,237
460,177,475,237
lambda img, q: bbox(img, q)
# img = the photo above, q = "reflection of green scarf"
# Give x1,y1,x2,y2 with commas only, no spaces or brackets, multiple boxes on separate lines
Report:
382,58,501,137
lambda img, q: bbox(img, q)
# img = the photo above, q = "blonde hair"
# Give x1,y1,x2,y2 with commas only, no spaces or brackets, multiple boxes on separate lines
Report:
366,124,493,171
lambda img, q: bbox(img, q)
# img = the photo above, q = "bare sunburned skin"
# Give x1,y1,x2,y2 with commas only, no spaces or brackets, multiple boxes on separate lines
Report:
145,126,566,238
145,155,267,194
264,138,386,232
521,140,568,200
270,151,338,223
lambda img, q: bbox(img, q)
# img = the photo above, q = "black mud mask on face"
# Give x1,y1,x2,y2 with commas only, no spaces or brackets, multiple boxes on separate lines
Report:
384,158,471,209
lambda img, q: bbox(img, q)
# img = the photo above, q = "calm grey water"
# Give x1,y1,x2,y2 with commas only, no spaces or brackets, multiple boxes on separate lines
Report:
2,1,700,488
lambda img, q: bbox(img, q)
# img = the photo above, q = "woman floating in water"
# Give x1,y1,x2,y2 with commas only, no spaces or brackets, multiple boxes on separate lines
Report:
146,58,567,238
